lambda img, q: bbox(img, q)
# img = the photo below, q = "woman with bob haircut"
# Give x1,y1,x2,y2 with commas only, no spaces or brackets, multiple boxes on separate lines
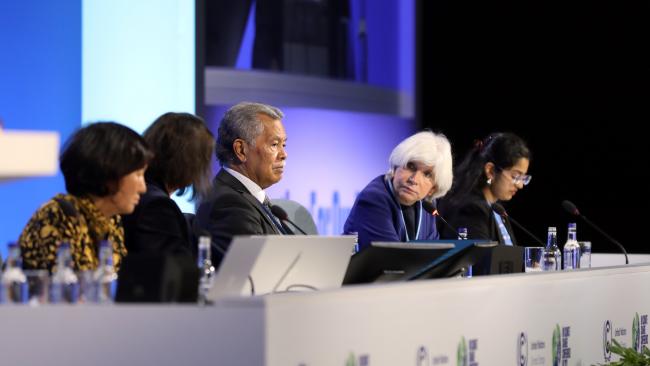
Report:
343,131,453,252
122,112,215,258
439,132,531,245
19,122,152,271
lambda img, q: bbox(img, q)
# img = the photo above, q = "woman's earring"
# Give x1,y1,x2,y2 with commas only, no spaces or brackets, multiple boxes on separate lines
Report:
487,178,492,185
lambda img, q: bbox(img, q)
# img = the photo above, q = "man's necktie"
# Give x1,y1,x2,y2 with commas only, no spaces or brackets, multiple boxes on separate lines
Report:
262,197,288,234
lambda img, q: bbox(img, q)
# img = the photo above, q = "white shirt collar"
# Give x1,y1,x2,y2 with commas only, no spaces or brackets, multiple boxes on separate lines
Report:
223,167,266,204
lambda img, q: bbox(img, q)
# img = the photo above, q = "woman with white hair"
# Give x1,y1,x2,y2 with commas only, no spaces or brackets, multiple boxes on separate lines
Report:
343,131,453,252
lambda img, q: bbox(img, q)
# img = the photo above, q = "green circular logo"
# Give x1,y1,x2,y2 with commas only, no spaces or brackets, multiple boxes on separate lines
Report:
457,336,468,366
633,313,641,353
346,352,357,366
552,324,561,366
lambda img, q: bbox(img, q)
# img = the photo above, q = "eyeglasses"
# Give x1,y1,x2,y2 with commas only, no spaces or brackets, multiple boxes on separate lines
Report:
497,167,532,186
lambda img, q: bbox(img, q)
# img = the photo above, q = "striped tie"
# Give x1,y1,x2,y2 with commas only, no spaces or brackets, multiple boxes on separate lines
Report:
262,197,287,234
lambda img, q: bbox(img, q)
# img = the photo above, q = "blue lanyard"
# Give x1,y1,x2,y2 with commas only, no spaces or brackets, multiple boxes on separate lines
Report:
387,177,423,241
487,200,513,245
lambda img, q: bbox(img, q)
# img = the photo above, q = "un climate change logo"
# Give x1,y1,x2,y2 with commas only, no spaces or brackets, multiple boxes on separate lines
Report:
552,324,561,366
633,313,641,353
457,336,468,366
603,320,613,362
517,332,528,366
346,352,356,366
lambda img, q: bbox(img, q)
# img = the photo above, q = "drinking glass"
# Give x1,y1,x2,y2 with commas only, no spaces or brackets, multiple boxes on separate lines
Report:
25,269,49,306
579,241,592,268
524,247,544,273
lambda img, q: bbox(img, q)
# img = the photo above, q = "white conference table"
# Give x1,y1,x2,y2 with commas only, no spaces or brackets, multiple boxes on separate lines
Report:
1,256,649,366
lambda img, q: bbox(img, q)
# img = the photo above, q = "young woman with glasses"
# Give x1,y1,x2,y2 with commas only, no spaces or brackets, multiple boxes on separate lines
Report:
439,132,531,245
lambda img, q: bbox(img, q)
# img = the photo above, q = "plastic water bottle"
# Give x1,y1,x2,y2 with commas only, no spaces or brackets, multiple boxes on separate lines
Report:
457,227,468,240
457,228,472,277
197,235,215,305
563,223,581,270
92,240,117,303
49,243,79,303
542,227,561,271
1,243,27,303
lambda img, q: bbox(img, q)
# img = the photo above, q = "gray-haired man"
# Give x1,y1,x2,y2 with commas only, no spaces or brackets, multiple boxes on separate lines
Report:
195,102,290,262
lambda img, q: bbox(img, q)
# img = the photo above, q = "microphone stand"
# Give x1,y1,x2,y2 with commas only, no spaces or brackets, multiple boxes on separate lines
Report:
432,210,461,239
579,214,629,265
491,203,545,246
502,215,545,247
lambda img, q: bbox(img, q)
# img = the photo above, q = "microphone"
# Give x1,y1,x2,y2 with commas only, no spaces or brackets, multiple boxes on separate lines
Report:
561,200,629,264
561,200,580,216
422,201,459,237
269,205,307,235
491,203,545,246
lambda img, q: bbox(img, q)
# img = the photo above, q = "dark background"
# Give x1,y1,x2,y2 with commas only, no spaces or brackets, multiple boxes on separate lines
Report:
417,0,650,252
201,0,649,253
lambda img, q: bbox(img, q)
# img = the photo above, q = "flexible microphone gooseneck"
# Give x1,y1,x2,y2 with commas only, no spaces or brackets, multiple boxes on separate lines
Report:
422,201,459,236
270,205,307,235
491,203,545,246
561,200,629,264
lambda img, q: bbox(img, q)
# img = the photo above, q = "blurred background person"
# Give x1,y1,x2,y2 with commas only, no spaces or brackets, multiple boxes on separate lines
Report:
343,131,453,252
19,122,152,271
122,112,215,259
205,0,352,79
439,132,531,245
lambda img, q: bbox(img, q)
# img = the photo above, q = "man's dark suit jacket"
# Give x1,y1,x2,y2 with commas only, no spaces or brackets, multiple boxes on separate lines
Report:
439,191,518,245
195,169,281,265
122,180,194,258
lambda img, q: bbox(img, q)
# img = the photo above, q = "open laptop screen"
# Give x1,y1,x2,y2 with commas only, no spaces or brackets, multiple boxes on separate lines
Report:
208,235,355,301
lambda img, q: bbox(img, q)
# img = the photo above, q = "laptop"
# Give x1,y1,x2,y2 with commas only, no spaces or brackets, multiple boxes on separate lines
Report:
207,235,355,301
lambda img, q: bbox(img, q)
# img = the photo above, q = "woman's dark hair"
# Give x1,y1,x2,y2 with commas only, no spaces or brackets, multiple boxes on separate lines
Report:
144,112,215,199
60,122,152,197
444,132,531,205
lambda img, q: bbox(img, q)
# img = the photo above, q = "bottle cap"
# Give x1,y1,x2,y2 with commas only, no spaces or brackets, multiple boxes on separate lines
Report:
198,236,211,249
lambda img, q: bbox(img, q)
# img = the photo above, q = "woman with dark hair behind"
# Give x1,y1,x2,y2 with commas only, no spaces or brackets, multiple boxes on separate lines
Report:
122,112,215,258
439,132,532,245
19,122,152,271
